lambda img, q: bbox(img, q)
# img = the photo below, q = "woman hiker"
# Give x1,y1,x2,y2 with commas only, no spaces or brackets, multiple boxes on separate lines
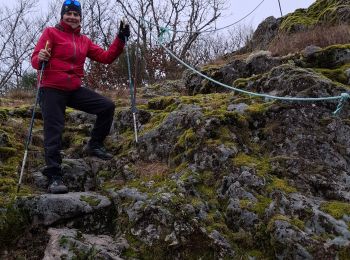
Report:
31,0,130,194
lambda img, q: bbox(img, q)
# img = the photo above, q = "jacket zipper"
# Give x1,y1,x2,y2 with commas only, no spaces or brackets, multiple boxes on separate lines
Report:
68,33,76,86
72,33,76,69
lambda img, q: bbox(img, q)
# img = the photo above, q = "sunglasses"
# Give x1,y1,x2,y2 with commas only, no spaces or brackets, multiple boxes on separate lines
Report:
64,0,81,7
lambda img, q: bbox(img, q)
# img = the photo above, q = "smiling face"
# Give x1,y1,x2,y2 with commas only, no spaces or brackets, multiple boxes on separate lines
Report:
62,11,81,29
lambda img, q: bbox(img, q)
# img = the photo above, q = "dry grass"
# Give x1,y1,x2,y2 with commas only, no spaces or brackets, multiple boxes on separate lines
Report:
134,161,170,180
1,89,35,107
0,86,150,113
101,87,148,107
97,87,129,100
268,24,350,56
209,52,251,66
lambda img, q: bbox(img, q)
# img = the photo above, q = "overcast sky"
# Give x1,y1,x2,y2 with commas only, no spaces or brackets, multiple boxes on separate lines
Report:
221,0,316,28
1,0,316,29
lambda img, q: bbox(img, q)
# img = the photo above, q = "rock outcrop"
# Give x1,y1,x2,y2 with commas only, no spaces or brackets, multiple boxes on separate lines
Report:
1,0,350,259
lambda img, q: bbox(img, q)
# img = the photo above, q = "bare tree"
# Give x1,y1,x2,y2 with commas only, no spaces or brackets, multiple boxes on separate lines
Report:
0,0,57,94
189,24,255,66
81,0,129,90
115,0,226,82
0,0,248,94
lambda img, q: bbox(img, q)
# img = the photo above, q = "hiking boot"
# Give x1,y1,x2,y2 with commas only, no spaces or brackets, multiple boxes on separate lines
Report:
84,142,113,160
48,176,68,194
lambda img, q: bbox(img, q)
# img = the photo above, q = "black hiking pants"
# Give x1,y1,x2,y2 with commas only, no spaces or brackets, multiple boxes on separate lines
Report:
39,87,115,172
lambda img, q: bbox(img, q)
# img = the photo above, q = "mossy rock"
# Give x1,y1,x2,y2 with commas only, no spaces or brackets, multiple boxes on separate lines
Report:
232,153,271,176
314,64,350,84
304,44,350,69
239,195,272,217
79,195,101,207
0,109,8,123
10,105,42,119
0,147,17,160
176,128,197,149
0,202,31,250
148,96,177,111
0,156,21,177
139,111,170,134
320,201,350,219
266,176,297,193
280,0,350,33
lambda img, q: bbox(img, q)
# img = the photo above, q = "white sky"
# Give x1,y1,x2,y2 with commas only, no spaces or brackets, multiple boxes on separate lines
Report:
1,0,316,30
221,0,316,28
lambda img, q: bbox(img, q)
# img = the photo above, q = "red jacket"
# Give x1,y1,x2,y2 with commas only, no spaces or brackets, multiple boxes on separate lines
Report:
31,21,125,91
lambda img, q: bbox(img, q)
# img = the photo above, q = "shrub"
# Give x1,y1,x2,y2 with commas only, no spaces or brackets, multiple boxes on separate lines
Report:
268,24,350,56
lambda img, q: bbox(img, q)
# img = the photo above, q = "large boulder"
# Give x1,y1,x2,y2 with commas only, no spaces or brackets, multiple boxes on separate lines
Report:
43,228,128,260
241,16,282,52
16,192,112,226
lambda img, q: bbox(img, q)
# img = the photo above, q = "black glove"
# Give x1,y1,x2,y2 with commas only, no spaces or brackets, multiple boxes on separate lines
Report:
118,20,130,42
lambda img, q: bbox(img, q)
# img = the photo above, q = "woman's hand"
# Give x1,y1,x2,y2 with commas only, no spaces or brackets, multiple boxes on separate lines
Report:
38,48,51,62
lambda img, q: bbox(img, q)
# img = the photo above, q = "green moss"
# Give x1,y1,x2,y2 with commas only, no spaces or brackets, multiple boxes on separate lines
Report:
200,64,223,72
0,108,8,122
0,163,19,178
252,196,273,216
79,195,101,207
320,201,350,219
97,170,114,180
267,214,290,231
227,230,255,250
171,128,201,167
126,170,176,195
314,65,350,84
291,218,305,231
266,177,297,193
67,133,86,146
197,184,215,200
280,9,317,32
0,178,17,193
248,250,265,258
205,211,229,234
65,107,75,114
0,202,30,249
148,96,177,111
0,129,15,146
247,102,274,116
101,180,123,191
123,247,139,258
176,128,197,148
180,93,232,110
0,147,17,160
339,246,350,260
140,112,169,134
233,74,264,88
267,214,305,233
239,196,272,217
232,153,271,176
280,0,349,32
239,199,252,209
305,44,350,69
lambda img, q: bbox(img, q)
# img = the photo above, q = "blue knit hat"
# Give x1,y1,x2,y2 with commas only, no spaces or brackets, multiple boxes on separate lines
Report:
61,0,82,19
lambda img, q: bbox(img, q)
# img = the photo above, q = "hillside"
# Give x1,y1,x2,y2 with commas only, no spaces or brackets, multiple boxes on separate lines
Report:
1,0,350,259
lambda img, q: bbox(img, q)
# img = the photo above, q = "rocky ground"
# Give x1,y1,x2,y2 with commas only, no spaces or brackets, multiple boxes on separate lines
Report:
1,0,350,259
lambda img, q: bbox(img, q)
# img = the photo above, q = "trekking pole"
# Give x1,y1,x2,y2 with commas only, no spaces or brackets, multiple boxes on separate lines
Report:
123,18,138,143
17,41,49,193
277,0,283,16
134,17,141,100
